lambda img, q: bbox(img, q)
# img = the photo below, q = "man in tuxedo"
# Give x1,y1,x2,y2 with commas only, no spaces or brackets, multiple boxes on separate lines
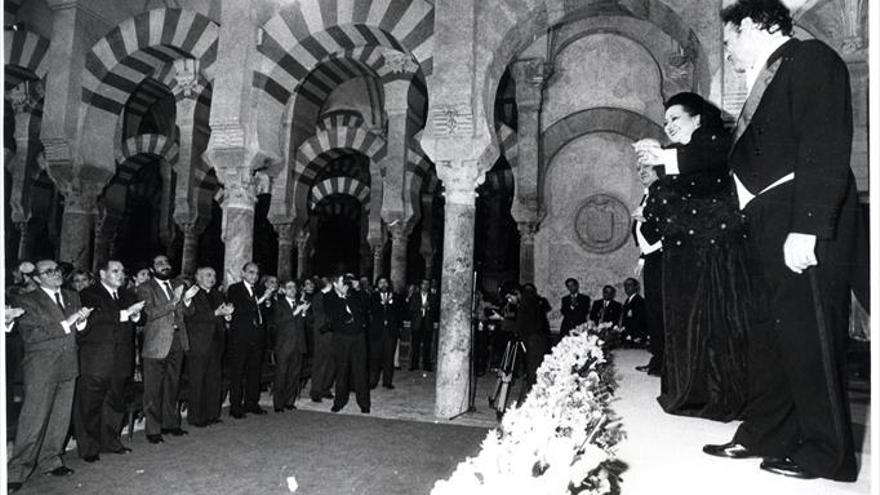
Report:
589,285,622,326
137,254,196,443
632,163,665,376
703,1,858,482
270,280,309,412
226,262,274,417
74,260,144,462
368,277,403,389
325,274,370,413
183,267,232,427
559,278,590,338
7,260,92,492
407,279,437,371
619,278,647,348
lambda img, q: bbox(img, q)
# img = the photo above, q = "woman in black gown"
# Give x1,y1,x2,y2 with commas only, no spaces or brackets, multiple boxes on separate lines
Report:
635,92,754,422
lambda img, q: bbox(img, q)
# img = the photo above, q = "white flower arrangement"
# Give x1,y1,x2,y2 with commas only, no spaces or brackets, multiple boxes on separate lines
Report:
432,324,625,495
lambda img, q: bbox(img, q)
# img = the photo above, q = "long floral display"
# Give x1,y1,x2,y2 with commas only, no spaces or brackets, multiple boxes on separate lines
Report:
432,323,625,495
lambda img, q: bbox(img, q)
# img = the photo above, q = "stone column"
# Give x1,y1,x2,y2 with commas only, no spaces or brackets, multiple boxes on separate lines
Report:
388,222,411,294
58,180,102,269
6,81,43,262
92,211,121,272
214,170,257,285
295,228,310,279
16,222,33,262
274,222,296,281
517,221,539,285
179,221,207,276
420,195,436,280
370,237,386,283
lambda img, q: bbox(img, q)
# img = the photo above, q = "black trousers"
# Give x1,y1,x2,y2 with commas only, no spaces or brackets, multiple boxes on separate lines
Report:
186,343,223,425
332,333,370,411
733,185,857,481
643,252,665,384
409,318,433,370
368,333,398,387
273,348,304,409
73,374,127,457
142,335,184,435
227,336,265,414
310,330,335,398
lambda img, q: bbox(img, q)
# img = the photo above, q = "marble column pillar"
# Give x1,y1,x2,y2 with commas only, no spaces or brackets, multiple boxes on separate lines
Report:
92,213,120,272
6,81,42,262
217,176,257,285
371,238,386,283
295,229,310,279
16,222,33,262
274,222,295,281
517,221,539,285
388,223,410,294
178,222,206,276
59,181,101,269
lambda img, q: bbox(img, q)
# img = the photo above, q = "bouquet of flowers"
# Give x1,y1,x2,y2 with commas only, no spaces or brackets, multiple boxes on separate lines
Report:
587,321,622,350
432,324,625,495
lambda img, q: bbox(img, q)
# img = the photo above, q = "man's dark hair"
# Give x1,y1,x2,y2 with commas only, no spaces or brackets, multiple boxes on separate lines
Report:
564,278,579,286
664,92,725,132
720,0,793,37
95,260,120,274
603,285,616,293
151,254,169,266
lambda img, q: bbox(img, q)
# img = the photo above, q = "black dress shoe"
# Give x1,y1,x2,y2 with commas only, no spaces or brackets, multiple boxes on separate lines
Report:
760,457,817,479
146,434,164,444
110,447,132,454
246,407,267,415
285,404,297,410
83,455,100,463
230,410,246,419
703,441,758,459
161,428,189,436
274,408,285,413
635,365,650,372
360,407,370,414
208,418,223,425
330,405,342,412
47,466,74,477
382,384,395,390
189,421,208,428
310,396,323,403
8,481,23,493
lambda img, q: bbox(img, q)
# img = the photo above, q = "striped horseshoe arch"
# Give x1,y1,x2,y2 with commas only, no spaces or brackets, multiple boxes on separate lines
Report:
4,28,50,88
496,123,518,168
292,124,386,215
113,133,179,185
309,176,370,210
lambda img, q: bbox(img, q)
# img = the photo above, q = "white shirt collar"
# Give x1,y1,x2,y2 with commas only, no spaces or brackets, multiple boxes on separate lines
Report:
745,35,791,93
101,281,118,297
41,286,62,299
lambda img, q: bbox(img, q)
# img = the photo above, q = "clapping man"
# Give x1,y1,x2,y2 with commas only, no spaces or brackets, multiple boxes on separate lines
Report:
325,274,370,413
270,280,309,412
74,260,145,462
368,277,402,389
589,285,623,326
7,260,93,493
137,255,196,443
619,278,647,348
559,278,590,338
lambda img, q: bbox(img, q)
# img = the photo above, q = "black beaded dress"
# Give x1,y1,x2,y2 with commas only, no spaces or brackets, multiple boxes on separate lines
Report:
643,126,753,422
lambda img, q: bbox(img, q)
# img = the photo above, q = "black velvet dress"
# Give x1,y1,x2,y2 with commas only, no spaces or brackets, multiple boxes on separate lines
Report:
643,126,753,422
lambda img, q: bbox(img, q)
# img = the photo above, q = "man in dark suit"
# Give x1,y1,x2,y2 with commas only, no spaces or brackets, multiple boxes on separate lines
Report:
619,278,647,348
632,164,665,376
703,1,858,482
270,280,309,412
308,277,334,402
407,279,437,371
588,285,623,326
137,254,196,443
559,278,590,338
226,262,274,417
368,277,403,389
183,267,232,427
325,274,370,413
7,260,92,492
74,260,144,462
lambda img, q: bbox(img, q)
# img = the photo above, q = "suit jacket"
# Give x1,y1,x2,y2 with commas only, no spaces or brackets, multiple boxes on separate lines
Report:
408,291,437,328
12,288,81,383
78,284,137,378
728,38,854,240
184,287,227,357
270,298,308,356
227,281,265,343
137,277,190,359
620,294,647,334
559,293,590,334
589,299,622,326
323,291,366,335
369,291,403,341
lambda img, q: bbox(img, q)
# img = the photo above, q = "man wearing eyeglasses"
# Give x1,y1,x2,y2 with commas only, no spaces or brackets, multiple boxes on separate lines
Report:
7,260,93,493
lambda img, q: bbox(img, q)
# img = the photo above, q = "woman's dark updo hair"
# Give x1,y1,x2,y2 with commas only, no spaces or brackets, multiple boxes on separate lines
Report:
664,92,725,133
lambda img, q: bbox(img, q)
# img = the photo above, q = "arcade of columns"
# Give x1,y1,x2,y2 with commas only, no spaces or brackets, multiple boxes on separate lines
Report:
4,0,868,418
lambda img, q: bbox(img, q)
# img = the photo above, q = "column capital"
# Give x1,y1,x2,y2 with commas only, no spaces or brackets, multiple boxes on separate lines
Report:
511,57,548,109
215,168,258,210
517,221,540,243
58,179,103,215
273,222,296,245
295,228,310,249
387,221,412,242
173,58,204,100
178,220,207,237
436,158,485,206
6,80,44,115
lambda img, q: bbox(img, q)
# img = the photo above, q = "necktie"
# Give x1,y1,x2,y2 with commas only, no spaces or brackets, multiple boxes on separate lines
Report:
112,291,119,301
162,281,173,301
54,292,65,312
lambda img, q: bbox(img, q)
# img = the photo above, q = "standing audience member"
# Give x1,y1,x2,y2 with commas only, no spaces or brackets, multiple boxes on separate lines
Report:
183,267,232,427
632,163,665,377
309,276,335,402
408,279,437,371
703,1,858,481
507,284,549,403
589,285,623,326
137,254,196,443
68,269,94,293
619,278,647,347
559,278,590,338
226,262,273,417
368,277,402,389
270,280,309,412
75,260,144,462
7,260,92,493
324,274,370,414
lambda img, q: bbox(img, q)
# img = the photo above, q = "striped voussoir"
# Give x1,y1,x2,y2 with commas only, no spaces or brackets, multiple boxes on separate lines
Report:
496,123,518,168
309,176,370,210
113,134,179,186
312,195,364,223
4,28,51,89
312,154,372,185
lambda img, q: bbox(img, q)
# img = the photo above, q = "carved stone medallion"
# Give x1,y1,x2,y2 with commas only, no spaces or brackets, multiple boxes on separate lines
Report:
574,193,630,253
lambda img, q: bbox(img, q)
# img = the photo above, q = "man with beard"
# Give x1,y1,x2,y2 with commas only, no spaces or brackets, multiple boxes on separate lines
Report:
137,255,197,443
226,262,274,417
74,260,145,461
368,277,402,389
325,274,370,413
183,267,233,427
